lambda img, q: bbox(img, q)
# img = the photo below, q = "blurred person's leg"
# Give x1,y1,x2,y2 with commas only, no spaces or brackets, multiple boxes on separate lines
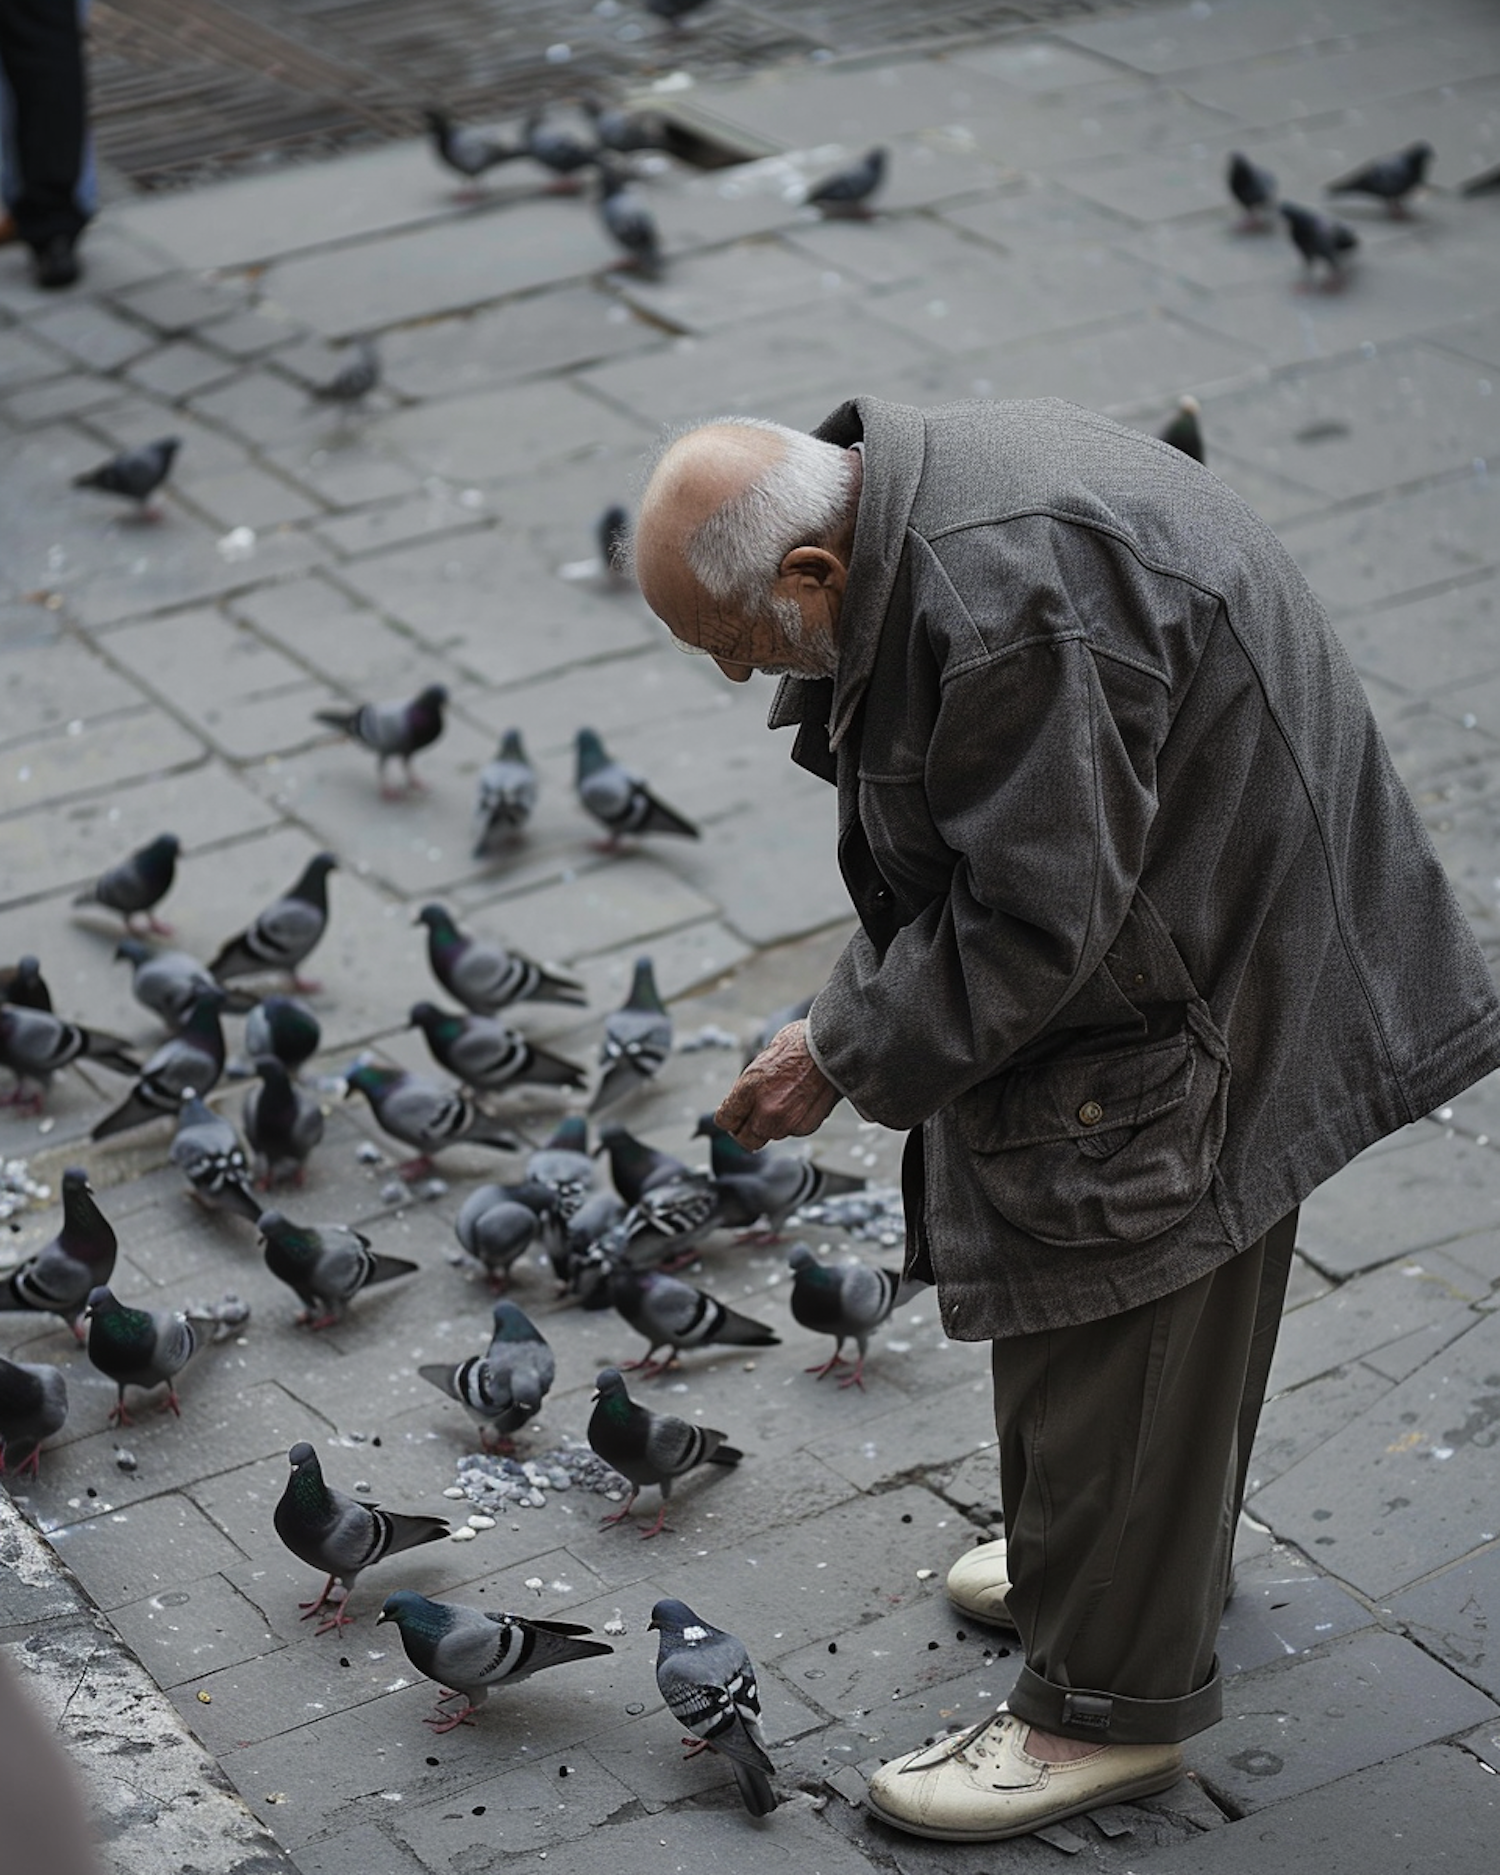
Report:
0,0,91,284
0,1654,103,1875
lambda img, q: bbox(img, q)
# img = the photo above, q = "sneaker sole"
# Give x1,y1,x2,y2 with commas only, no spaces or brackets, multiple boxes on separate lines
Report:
867,1763,1184,1842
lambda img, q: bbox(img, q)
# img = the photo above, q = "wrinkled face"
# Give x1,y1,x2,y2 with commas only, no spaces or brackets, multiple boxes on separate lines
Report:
638,535,840,683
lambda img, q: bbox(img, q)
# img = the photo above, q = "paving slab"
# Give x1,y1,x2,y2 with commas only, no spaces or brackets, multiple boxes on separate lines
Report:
1388,1540,1500,1703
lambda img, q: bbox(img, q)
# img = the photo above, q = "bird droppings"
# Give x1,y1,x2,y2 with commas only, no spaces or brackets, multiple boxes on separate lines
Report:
425,1756,439,1767
472,1804,487,1816
828,1642,838,1654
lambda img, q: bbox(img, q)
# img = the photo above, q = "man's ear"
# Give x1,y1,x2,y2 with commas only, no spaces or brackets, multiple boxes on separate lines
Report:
779,545,845,589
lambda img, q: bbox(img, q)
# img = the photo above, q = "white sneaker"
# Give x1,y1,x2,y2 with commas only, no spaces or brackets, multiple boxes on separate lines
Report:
867,1708,1183,1842
946,1537,1017,1631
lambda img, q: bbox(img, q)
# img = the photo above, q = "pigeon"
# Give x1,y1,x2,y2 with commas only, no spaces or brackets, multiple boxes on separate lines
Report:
560,1188,628,1284
0,1005,140,1111
418,902,585,1012
597,504,630,584
649,1597,777,1817
409,1001,586,1096
243,1056,325,1186
273,1440,449,1634
646,0,714,27
1327,140,1433,215
743,993,815,1066
605,1172,760,1273
343,1061,523,1178
471,728,537,856
1159,394,1205,464
696,1117,868,1241
1279,201,1358,286
419,1299,555,1450
257,1208,418,1328
314,686,447,797
521,110,600,190
453,1184,543,1287
597,161,662,276
378,1591,613,1733
310,339,380,404
0,1167,117,1338
1227,151,1276,227
72,436,180,513
209,852,336,992
597,1122,691,1205
608,1262,779,1376
806,146,887,216
73,831,180,934
526,1114,597,1218
0,954,51,1011
114,937,220,1030
575,726,700,846
85,1283,203,1424
92,986,227,1139
591,956,672,1113
582,95,668,156
787,1243,917,1388
170,1090,262,1222
243,995,321,1074
587,1366,742,1537
0,1356,69,1479
423,106,518,185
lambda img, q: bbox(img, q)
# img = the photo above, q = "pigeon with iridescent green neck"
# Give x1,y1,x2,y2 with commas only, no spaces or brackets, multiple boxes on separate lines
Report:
273,1440,449,1634
409,1001,585,1096
472,728,537,857
589,956,671,1113
378,1591,612,1733
418,902,585,1012
0,1168,117,1338
575,727,699,847
787,1244,920,1389
419,1299,555,1450
85,1284,204,1425
596,1122,691,1205
244,995,321,1074
0,1356,68,1479
257,1207,418,1328
695,1114,867,1241
343,1060,523,1178
586,1365,741,1538
91,987,226,1139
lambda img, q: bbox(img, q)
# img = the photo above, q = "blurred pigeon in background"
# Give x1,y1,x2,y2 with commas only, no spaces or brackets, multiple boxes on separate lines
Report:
315,686,447,797
806,146,887,216
424,106,517,189
453,1183,543,1287
0,1355,68,1479
1280,202,1358,286
311,338,381,404
650,1597,778,1817
646,0,715,29
1327,140,1433,214
1159,394,1205,463
73,831,179,935
0,954,51,1011
587,1365,741,1537
1227,151,1276,228
591,956,672,1113
210,852,336,993
115,937,220,1030
419,902,585,1011
72,436,179,514
0,1167,117,1338
257,1208,417,1328
1,1005,140,1111
244,1055,325,1186
597,161,662,276
522,110,599,190
471,728,537,855
244,995,321,1075
576,727,699,846
582,94,669,155
92,986,227,1138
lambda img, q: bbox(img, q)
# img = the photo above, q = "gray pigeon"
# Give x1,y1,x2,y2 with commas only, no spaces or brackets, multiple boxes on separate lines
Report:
73,832,179,933
582,94,669,155
646,0,714,26
311,338,380,404
575,727,699,846
1279,201,1358,285
210,852,336,991
605,1172,759,1273
314,687,446,796
243,1055,325,1186
73,436,180,512
697,1116,868,1241
608,1262,779,1376
343,1060,523,1178
257,1208,418,1328
85,1283,204,1424
378,1591,613,1733
92,987,227,1139
0,1005,140,1111
1327,140,1433,214
243,995,321,1074
170,1090,262,1222
419,903,586,1012
0,1167,117,1338
650,1597,777,1817
788,1243,919,1389
424,107,518,185
597,1122,690,1205
590,956,672,1113
273,1440,449,1634
1159,394,1205,464
472,728,537,856
114,937,219,1030
0,954,51,1010
521,110,600,190
597,161,662,276
586,1365,741,1538
806,146,886,215
1227,151,1276,227
453,1184,542,1287
526,1115,597,1220
419,1299,555,1450
0,1355,69,1479
409,1001,586,1097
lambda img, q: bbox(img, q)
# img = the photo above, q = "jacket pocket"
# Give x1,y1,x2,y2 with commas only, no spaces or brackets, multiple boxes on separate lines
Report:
957,999,1229,1249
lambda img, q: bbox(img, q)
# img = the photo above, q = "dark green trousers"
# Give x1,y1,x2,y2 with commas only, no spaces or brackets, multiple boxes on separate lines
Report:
992,1211,1299,1745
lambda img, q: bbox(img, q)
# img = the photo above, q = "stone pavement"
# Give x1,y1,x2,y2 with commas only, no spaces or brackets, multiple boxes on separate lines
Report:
4,0,1500,1868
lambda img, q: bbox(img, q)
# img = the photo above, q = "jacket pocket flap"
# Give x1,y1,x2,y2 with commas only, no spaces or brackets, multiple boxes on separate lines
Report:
990,1036,1193,1150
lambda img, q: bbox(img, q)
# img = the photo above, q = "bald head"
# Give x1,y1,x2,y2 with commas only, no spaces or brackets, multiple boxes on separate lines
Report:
635,417,861,681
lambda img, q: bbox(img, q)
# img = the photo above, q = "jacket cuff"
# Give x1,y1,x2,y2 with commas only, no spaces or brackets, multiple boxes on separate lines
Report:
804,999,854,1107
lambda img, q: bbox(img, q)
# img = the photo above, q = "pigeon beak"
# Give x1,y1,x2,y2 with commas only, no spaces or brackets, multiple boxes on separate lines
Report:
374,1609,391,1625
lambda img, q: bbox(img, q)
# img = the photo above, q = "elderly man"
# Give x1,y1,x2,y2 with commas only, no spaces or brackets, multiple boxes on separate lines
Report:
633,398,1500,1843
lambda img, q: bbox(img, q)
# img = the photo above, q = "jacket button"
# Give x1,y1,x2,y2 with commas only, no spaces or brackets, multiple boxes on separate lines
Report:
1078,1100,1104,1126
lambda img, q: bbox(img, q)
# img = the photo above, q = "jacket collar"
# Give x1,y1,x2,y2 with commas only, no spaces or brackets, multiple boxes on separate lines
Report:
766,396,926,750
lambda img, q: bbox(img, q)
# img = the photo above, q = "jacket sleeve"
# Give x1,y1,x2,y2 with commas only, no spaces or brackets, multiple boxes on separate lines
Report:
807,635,1170,1131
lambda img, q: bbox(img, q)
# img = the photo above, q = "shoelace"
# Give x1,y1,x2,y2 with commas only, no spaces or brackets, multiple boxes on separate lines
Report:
909,1707,1013,1768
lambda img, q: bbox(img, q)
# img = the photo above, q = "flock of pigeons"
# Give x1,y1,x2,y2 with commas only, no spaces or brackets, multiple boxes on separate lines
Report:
1228,138,1436,282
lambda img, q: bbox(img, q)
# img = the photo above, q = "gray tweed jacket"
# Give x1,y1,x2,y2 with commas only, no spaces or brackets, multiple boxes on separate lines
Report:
773,396,1500,1340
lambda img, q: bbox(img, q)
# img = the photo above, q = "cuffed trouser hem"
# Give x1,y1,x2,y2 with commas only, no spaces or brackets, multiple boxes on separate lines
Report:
1007,1660,1223,1746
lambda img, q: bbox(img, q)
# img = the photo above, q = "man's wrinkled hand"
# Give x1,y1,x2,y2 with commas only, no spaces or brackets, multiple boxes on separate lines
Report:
715,1020,839,1152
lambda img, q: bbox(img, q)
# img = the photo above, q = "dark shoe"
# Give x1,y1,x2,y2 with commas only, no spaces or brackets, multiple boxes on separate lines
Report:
32,234,80,289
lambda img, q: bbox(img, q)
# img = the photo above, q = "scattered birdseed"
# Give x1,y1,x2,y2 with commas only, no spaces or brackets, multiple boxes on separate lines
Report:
0,1158,49,1221
452,1440,629,1510
792,1185,905,1243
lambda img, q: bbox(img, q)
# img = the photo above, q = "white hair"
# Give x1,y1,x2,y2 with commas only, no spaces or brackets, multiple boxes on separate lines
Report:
682,418,857,627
